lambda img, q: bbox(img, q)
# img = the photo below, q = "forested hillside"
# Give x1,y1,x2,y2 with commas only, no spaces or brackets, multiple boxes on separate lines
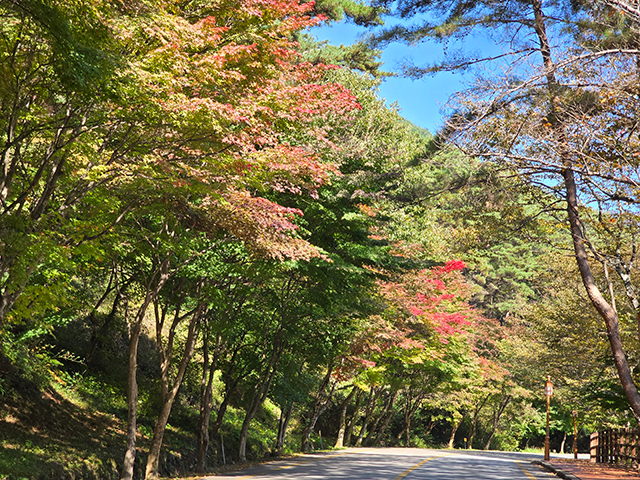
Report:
2,0,640,479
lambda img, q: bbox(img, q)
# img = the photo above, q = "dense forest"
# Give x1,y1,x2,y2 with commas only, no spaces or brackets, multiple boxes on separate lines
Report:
2,0,640,478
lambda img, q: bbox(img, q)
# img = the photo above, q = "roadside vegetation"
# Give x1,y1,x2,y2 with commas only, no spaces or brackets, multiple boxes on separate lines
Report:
2,1,640,479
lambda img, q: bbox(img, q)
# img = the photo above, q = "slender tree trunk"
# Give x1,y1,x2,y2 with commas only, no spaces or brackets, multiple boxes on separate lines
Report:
145,305,202,479
531,0,640,427
238,372,278,461
335,387,358,448
402,393,416,446
562,169,640,417
483,395,511,451
210,377,239,437
120,258,171,480
468,394,490,450
238,336,284,462
399,389,426,447
355,387,382,447
404,416,411,446
275,402,294,454
560,431,567,454
373,389,398,446
468,422,476,450
447,412,463,449
344,389,363,447
209,343,245,440
121,312,143,480
87,289,122,365
301,366,335,452
85,267,117,364
196,333,222,473
365,389,394,446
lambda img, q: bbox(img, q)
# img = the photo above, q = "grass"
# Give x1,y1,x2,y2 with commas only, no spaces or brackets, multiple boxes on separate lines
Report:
0,363,297,479
0,378,126,480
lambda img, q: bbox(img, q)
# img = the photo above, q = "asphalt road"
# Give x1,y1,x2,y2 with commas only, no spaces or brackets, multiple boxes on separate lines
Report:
203,448,560,480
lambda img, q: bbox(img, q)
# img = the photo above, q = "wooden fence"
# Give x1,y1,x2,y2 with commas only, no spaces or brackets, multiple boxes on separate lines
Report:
590,428,640,467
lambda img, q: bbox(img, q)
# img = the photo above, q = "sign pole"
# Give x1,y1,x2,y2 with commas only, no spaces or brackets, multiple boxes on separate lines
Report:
544,376,553,461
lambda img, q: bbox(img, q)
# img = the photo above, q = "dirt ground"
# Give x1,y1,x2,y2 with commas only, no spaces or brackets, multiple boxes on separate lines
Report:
550,458,640,479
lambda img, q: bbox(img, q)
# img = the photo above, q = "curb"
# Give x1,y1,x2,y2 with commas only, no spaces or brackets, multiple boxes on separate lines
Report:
531,460,581,480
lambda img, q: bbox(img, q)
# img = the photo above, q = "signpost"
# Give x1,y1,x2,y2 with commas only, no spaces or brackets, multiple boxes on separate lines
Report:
545,376,553,461
572,410,578,459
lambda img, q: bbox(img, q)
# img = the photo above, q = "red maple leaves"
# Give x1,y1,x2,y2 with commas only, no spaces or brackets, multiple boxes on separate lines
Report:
115,0,360,259
378,260,475,343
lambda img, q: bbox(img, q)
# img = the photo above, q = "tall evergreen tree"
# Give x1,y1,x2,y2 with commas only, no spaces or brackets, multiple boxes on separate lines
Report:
369,0,640,417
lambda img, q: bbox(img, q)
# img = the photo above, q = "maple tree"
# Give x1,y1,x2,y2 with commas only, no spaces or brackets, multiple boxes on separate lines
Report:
326,254,493,446
0,0,363,337
379,260,474,342
0,0,370,474
0,0,120,325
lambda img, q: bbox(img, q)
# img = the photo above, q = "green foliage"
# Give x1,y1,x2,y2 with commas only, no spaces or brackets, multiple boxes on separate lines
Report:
299,35,389,78
3,0,117,93
313,0,385,25
4,0,638,475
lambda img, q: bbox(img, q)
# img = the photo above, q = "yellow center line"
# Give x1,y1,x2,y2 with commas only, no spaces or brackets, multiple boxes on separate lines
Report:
233,449,367,478
516,461,538,480
274,449,365,469
393,453,452,480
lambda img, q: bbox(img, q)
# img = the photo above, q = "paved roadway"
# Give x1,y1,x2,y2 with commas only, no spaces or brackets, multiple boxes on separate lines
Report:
203,448,562,480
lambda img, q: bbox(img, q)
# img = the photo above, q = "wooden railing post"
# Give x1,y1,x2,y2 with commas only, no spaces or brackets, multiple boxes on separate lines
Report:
589,427,640,466
608,429,613,463
590,431,598,463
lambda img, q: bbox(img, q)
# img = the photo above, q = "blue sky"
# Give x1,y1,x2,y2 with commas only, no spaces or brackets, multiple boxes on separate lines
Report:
312,21,464,133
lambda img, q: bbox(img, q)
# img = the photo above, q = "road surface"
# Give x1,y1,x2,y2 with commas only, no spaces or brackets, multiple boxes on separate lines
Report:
203,448,560,480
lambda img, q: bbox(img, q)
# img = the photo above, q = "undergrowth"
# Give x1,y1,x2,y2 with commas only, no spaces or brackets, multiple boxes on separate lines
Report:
0,334,297,480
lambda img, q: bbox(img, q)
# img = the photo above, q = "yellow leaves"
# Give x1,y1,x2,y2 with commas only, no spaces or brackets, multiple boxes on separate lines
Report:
200,189,329,261
357,203,377,217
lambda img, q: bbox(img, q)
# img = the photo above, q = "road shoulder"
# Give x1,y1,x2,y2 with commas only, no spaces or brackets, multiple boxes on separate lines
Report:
533,458,639,480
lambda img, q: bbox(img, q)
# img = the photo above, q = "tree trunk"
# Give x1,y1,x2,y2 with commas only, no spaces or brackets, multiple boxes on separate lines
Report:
85,267,118,365
344,389,363,447
355,387,382,447
196,332,223,473
467,422,476,450
275,402,294,454
404,415,411,447
121,311,143,480
238,334,284,462
560,431,567,454
210,376,239,437
562,169,640,417
372,389,398,447
209,343,245,440
483,395,511,451
398,388,427,447
335,387,358,448
366,389,395,446
468,394,490,450
447,412,463,449
301,366,335,452
120,258,171,480
531,0,640,424
145,304,202,479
